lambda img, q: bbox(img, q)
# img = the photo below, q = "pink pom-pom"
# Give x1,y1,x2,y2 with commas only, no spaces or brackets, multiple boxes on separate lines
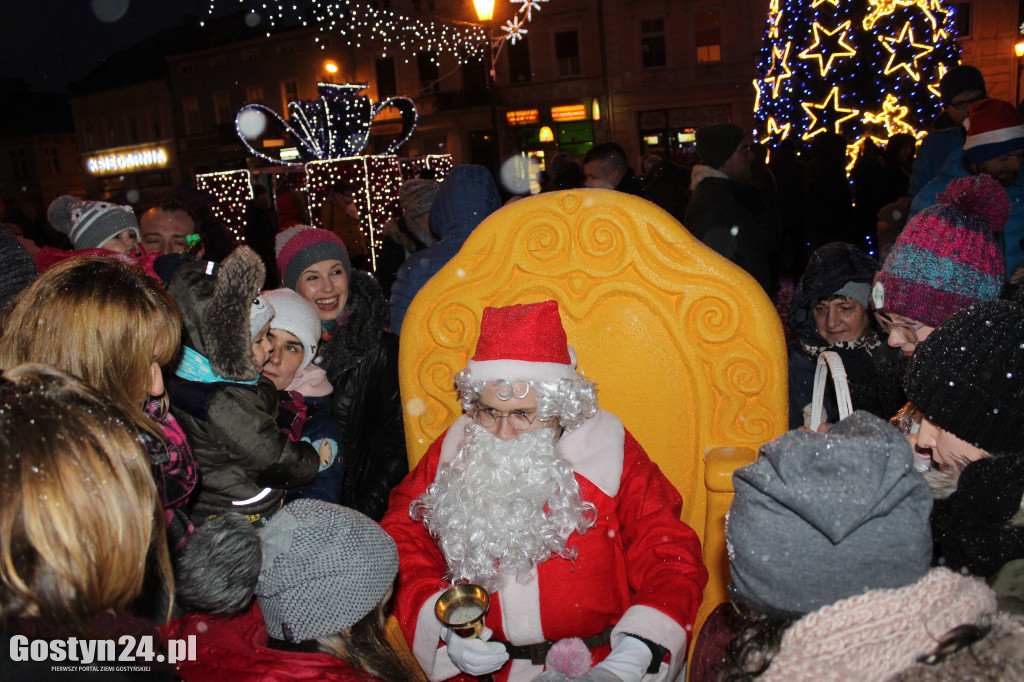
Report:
936,174,1009,234
545,638,592,678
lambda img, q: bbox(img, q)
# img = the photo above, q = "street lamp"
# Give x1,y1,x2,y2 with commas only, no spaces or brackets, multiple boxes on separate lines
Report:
473,0,501,172
324,59,339,84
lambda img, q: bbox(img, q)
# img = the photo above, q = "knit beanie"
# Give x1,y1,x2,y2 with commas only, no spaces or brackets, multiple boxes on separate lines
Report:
728,411,934,619
695,123,746,169
261,288,322,370
257,499,399,642
400,179,441,220
249,294,274,343
871,174,1006,328
275,226,351,291
47,195,139,250
0,228,36,312
963,98,1024,164
905,300,1024,455
939,64,986,105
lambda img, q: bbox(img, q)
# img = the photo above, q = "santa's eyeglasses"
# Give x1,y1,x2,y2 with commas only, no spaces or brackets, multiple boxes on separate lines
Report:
471,407,539,431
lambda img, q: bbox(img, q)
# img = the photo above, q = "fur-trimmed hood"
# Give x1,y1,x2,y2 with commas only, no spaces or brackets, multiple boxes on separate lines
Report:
318,269,389,376
168,248,266,381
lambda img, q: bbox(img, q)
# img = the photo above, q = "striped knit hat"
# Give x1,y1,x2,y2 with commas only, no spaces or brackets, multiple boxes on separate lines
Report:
275,225,351,291
47,195,139,250
963,98,1024,164
871,174,1006,328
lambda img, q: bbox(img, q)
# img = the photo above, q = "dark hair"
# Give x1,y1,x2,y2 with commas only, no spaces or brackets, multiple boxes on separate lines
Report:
268,595,421,682
916,622,992,666
141,199,199,231
715,603,796,681
584,142,628,168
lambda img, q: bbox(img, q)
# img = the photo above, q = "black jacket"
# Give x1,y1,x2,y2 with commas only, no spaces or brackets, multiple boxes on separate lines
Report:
317,271,408,520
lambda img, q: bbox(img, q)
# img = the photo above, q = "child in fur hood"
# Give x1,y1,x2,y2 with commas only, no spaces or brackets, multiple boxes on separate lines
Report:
166,247,319,526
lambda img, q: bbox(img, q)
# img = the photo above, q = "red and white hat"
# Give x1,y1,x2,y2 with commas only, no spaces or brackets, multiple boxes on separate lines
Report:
465,300,579,383
963,98,1024,164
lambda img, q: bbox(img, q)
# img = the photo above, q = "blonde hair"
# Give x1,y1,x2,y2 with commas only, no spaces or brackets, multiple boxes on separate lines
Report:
0,256,181,440
0,364,173,635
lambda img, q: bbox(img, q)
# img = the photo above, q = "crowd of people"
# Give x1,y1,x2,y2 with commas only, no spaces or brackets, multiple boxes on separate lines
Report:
1,60,1024,682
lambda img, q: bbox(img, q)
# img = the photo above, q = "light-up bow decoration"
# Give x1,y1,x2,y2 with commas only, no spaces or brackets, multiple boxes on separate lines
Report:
235,83,418,165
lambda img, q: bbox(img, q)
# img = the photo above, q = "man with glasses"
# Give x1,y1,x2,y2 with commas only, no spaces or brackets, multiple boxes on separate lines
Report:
908,64,987,200
381,300,707,682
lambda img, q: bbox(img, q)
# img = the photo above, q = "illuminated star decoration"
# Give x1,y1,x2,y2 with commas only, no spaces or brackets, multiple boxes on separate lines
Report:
753,78,763,112
863,93,924,139
518,0,546,22
880,23,934,81
767,0,783,39
801,86,860,139
927,64,949,100
864,0,932,31
811,0,841,7
764,41,793,98
759,117,792,144
798,20,856,77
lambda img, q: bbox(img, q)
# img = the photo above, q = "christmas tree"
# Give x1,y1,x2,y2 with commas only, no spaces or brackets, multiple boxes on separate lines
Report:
754,0,961,163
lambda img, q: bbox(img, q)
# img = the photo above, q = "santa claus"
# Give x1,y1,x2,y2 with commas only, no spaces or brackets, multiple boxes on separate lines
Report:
381,300,707,681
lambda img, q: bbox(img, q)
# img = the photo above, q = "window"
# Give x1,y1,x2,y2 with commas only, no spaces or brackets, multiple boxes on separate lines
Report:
695,11,721,62
178,62,193,75
641,19,666,68
183,96,201,135
84,120,96,148
246,85,264,104
10,148,29,177
508,36,532,83
126,111,139,143
242,49,260,61
950,0,971,38
150,109,162,139
463,56,487,90
376,57,397,97
282,80,300,112
418,52,440,93
209,55,226,68
213,91,233,126
555,31,580,76
44,146,60,174
276,42,294,56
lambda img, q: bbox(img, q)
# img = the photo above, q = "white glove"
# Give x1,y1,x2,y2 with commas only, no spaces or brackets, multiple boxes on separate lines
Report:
441,625,509,676
594,636,653,682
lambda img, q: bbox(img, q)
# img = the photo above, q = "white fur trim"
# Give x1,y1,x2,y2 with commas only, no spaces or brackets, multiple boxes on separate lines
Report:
465,358,578,384
612,604,688,681
498,566,544,645
412,589,462,681
508,660,545,679
440,415,473,465
556,409,625,498
964,124,1024,149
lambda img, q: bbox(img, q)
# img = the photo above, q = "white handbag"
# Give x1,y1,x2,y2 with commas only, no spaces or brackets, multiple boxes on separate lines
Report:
808,350,853,431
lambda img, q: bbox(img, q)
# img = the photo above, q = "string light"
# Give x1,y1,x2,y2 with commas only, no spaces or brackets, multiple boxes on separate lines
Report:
754,0,960,171
195,169,253,236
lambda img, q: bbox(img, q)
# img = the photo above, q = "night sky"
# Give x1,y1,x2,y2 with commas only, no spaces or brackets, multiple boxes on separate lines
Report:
1,0,241,92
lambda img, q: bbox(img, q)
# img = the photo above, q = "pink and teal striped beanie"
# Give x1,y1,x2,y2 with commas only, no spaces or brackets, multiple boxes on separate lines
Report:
275,225,351,291
871,174,1006,328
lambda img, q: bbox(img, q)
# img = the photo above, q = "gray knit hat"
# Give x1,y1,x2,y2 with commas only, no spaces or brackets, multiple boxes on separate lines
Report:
257,499,399,642
695,123,746,169
727,411,934,618
249,294,275,343
275,225,351,291
47,195,139,250
400,179,441,220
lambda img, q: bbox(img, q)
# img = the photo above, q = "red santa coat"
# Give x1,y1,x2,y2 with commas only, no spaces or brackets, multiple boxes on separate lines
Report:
381,410,708,681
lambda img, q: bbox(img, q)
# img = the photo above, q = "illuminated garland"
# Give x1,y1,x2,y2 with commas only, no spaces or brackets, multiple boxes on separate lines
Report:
196,169,252,236
754,0,960,167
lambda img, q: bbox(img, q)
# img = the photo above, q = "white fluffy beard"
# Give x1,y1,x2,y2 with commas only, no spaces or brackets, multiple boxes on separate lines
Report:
411,423,596,592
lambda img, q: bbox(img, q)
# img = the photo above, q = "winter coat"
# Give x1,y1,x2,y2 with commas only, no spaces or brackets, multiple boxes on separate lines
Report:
168,375,319,517
684,170,773,291
317,270,407,521
910,145,1024,279
277,391,347,505
163,604,377,682
388,165,501,335
613,166,646,198
787,242,907,427
925,457,1024,612
140,400,198,553
907,124,964,200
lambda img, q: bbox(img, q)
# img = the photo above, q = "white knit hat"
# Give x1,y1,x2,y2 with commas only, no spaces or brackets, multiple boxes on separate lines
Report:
261,288,322,370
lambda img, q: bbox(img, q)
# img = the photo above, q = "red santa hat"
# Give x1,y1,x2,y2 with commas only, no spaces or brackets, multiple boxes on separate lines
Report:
963,98,1024,163
465,300,579,383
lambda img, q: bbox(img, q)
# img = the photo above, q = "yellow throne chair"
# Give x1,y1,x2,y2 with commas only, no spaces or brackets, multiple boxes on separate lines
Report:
397,188,788,648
